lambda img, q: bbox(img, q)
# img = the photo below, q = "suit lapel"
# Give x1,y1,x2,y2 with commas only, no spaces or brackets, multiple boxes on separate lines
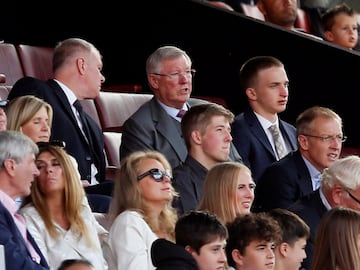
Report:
150,99,187,161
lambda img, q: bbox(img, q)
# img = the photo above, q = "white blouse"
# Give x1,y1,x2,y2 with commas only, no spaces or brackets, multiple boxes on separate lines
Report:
103,210,158,270
20,199,109,270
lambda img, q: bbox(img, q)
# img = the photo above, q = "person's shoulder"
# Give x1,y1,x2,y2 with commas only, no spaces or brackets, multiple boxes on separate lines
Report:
9,76,49,100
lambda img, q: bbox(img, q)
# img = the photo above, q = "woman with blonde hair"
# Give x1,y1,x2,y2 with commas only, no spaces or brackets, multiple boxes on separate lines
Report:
6,95,53,142
197,161,255,224
104,150,178,270
19,143,108,270
311,207,360,270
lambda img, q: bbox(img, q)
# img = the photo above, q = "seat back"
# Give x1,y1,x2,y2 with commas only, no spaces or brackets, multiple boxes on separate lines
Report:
94,92,153,132
240,3,264,20
79,99,101,127
103,131,122,168
0,43,24,86
295,8,311,33
16,44,54,80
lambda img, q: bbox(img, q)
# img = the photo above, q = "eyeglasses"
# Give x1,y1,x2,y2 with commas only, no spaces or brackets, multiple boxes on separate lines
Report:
345,189,360,205
152,69,196,80
137,168,172,182
302,134,347,143
37,140,66,149
0,100,9,108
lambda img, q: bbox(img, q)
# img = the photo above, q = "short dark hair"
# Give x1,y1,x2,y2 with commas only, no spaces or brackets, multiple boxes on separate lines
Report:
239,55,284,93
175,210,228,254
57,259,94,270
267,208,310,246
226,213,282,267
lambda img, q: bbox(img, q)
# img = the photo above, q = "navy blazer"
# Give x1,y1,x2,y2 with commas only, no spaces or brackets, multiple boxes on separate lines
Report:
8,77,106,183
288,189,327,270
253,150,314,212
0,202,49,269
231,107,298,182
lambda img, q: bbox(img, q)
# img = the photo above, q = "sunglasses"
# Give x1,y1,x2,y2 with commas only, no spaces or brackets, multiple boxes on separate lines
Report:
0,100,8,108
137,168,172,182
37,140,66,149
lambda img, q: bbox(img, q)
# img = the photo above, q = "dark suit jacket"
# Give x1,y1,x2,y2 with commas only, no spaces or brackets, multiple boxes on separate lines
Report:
231,107,298,182
253,150,314,212
287,189,327,270
8,77,106,183
0,202,49,269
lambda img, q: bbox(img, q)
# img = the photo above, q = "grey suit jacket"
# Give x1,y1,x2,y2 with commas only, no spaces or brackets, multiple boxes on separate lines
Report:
120,97,190,168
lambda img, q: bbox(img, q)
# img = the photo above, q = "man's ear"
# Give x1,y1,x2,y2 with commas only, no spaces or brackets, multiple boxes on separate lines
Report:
185,245,196,256
245,87,257,101
148,74,159,90
3,159,16,177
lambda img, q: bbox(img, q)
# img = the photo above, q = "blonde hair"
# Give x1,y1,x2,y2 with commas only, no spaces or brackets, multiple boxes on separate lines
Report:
109,150,178,240
6,95,53,131
197,161,253,224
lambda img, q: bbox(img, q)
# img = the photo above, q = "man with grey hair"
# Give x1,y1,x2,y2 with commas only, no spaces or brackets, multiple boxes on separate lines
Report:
0,130,49,269
288,155,360,270
120,45,242,169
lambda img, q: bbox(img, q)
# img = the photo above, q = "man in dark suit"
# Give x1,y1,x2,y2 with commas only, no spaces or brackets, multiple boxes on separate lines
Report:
0,131,49,270
120,45,242,169
8,38,112,211
254,106,345,212
288,155,360,270
231,56,298,183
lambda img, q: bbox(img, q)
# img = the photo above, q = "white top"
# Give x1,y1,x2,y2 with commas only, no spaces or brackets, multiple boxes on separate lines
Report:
19,199,109,270
103,210,158,270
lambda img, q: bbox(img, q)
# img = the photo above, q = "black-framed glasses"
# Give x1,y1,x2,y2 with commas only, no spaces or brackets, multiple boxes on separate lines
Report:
0,99,9,108
37,140,66,149
302,134,347,143
345,189,360,205
152,69,196,80
137,168,172,182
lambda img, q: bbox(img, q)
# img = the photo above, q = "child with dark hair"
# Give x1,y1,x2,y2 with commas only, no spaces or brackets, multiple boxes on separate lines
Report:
151,210,228,270
226,212,281,270
268,208,310,270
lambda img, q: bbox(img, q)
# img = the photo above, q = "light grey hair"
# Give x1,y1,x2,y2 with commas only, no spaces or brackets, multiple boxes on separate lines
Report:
321,155,360,190
146,45,192,75
0,130,38,168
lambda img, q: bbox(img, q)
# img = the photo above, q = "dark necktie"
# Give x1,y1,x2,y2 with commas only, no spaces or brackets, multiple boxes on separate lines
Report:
73,100,93,147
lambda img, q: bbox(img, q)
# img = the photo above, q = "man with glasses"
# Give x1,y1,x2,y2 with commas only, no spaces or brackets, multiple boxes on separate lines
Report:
288,155,360,270
253,106,344,212
120,45,242,169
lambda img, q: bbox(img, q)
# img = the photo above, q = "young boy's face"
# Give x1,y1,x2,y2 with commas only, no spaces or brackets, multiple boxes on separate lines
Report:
190,237,227,270
234,239,276,270
325,13,358,49
278,237,307,270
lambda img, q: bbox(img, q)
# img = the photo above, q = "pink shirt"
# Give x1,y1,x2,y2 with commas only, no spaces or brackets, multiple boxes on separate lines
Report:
0,190,41,263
